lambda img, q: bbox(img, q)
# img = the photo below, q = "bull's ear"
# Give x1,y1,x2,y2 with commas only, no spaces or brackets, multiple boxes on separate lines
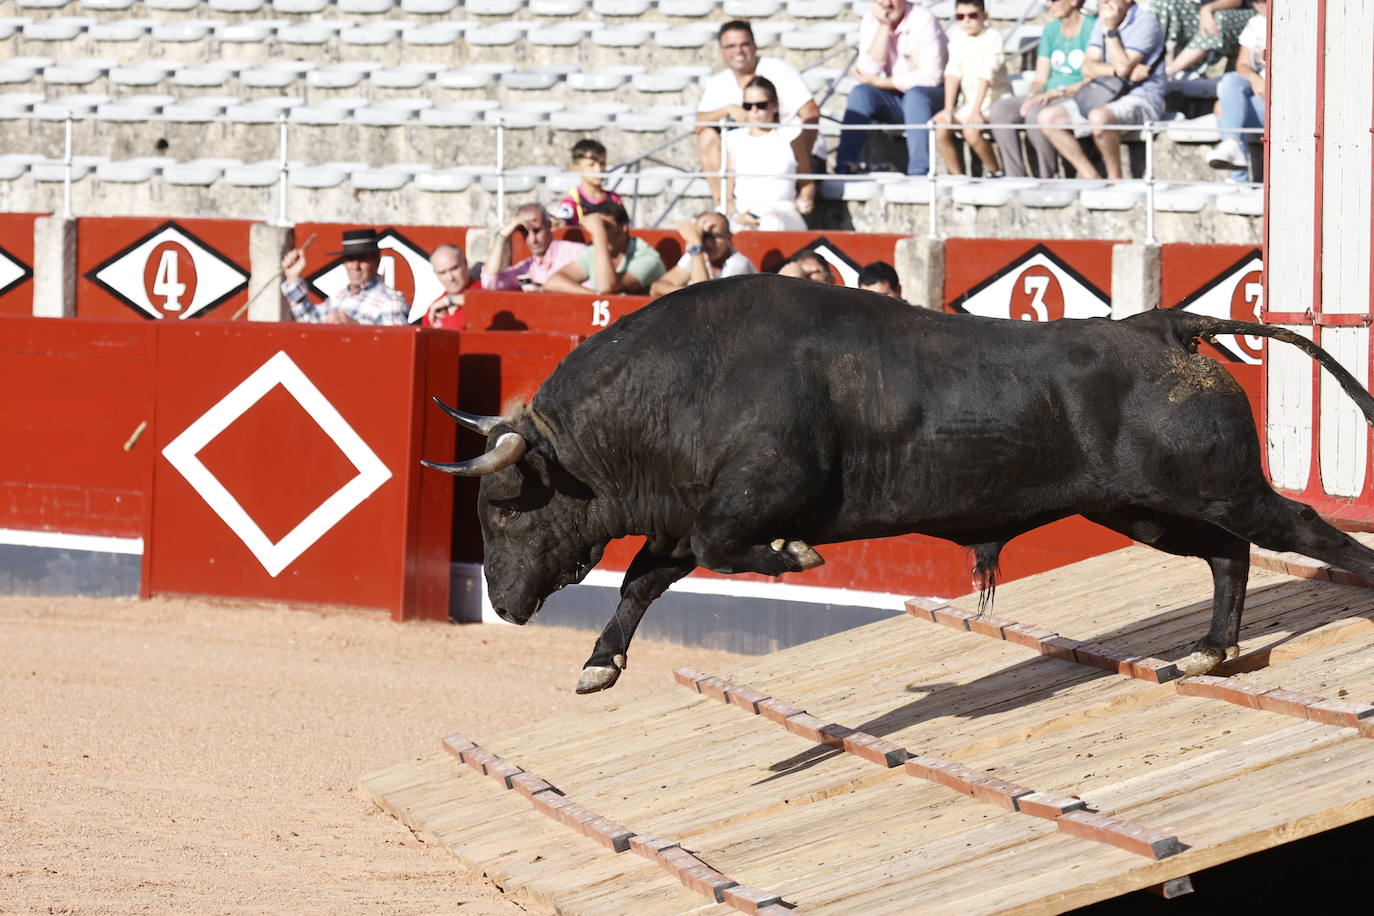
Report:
518,446,592,499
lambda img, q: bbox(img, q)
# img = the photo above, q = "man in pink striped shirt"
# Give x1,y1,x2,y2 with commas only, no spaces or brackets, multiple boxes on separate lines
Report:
837,0,949,176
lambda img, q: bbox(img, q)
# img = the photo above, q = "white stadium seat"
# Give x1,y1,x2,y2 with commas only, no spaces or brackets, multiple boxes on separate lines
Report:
289,104,351,124
723,0,781,17
209,0,265,11
669,174,713,197
224,162,281,186
308,66,367,88
272,0,330,11
350,167,412,190
97,160,161,182
549,108,613,131
340,25,399,45
528,26,582,46
567,65,644,91
1216,187,1262,216
19,0,74,7
109,65,170,86
33,157,105,181
174,66,231,87
90,20,155,40
467,0,525,13
820,176,881,201
1079,181,1145,210
479,164,553,193
289,164,348,188
1166,112,1222,144
372,66,435,88
403,24,463,44
44,63,108,86
419,105,486,126
502,66,575,90
1152,183,1216,213
354,105,416,125
24,18,96,41
787,0,844,17
401,0,459,12
1017,185,1079,208
338,0,395,12
529,0,586,12
782,26,841,50
277,24,336,44
153,21,222,42
632,69,693,93
163,99,234,120
219,22,279,42
35,95,108,118
465,25,522,45
880,176,948,203
146,0,201,9
241,67,301,89
415,168,477,192
0,63,45,84
611,166,677,197
593,26,653,47
655,25,716,48
437,66,499,90
593,0,651,14
658,0,716,15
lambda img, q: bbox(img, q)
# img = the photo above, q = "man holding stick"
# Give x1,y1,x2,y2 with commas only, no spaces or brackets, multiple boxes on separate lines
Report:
280,227,410,325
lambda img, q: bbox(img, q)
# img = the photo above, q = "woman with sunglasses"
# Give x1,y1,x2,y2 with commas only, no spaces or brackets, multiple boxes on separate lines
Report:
723,76,814,232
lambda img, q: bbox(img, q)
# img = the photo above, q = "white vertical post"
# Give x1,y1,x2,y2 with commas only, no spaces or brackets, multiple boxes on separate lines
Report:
1143,121,1156,245
277,113,289,226
62,113,73,219
927,120,938,238
496,121,506,222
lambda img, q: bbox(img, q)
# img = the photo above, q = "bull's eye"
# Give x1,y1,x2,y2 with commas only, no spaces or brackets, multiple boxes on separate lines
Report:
497,505,521,523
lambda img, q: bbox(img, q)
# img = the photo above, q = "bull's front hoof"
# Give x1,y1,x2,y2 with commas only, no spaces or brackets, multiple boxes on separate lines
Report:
1175,649,1225,677
576,665,621,694
770,538,825,570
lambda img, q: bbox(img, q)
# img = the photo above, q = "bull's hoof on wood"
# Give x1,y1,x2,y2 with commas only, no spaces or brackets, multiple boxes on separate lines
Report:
1174,647,1237,677
770,538,826,570
576,665,622,694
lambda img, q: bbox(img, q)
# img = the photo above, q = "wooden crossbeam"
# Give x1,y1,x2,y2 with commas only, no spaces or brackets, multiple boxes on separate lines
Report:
674,667,1184,861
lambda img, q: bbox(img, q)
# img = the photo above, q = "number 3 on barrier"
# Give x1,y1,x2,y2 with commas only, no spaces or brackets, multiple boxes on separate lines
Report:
591,299,610,327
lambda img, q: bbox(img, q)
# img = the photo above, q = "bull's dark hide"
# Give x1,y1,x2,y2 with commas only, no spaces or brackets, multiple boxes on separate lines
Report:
427,274,1374,693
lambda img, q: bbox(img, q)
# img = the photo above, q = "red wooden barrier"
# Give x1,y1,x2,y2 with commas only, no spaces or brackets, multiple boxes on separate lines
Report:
0,213,39,318
77,216,254,320
147,323,459,619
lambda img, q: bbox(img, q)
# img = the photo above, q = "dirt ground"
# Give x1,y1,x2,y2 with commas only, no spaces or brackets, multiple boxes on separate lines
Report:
0,594,749,915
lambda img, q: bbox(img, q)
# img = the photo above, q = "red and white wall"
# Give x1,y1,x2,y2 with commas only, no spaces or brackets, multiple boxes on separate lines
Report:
1264,0,1374,525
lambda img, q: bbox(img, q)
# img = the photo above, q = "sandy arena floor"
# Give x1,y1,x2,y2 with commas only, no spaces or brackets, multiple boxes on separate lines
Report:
0,594,749,915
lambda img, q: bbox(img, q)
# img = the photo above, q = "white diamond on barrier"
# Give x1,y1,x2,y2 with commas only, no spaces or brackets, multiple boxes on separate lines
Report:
89,223,248,319
161,351,393,578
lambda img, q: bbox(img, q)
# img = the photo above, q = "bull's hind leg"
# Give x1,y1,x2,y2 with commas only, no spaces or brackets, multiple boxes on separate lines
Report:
1214,491,1374,586
1086,509,1250,676
576,546,696,694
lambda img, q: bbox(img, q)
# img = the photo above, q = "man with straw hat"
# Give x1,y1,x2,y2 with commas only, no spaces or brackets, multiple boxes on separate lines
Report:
280,227,410,325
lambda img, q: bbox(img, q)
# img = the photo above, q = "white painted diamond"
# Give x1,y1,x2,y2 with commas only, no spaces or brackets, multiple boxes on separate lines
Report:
0,246,28,296
90,223,248,319
161,351,393,577
956,250,1110,321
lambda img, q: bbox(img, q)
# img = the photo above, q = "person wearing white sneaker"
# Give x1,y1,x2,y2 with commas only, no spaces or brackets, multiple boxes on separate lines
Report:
1207,0,1266,183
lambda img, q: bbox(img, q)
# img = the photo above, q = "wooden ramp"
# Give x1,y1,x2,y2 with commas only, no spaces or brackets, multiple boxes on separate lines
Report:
363,544,1374,915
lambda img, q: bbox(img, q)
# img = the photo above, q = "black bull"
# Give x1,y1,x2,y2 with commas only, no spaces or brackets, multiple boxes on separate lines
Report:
425,275,1374,694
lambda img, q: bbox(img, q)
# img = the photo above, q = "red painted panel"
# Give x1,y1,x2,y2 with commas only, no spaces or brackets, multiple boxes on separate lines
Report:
944,238,1118,318
292,222,468,321
0,213,39,317
0,317,156,538
601,516,1130,600
76,216,253,321
146,323,457,619
448,330,583,562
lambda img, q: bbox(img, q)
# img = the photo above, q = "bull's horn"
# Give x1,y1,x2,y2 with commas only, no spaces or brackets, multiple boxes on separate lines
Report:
421,432,527,477
432,397,502,436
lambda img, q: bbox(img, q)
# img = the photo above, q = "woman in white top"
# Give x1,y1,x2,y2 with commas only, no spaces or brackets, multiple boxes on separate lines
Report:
724,77,814,232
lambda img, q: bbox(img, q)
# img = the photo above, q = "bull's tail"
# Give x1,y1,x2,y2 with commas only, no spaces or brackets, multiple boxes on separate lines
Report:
1168,311,1374,427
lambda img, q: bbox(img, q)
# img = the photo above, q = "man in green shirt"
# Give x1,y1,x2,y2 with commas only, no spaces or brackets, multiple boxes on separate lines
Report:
544,202,666,296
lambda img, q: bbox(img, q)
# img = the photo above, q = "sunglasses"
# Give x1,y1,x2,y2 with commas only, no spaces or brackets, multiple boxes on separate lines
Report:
954,11,984,19
741,100,773,111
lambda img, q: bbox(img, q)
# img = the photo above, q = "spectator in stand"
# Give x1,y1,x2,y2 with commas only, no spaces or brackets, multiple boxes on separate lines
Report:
650,212,756,297
933,0,1009,177
482,204,587,292
552,139,624,228
858,261,903,300
777,252,835,284
696,20,821,207
724,77,814,232
1207,0,1265,182
989,0,1096,179
423,244,477,331
837,0,948,176
1037,0,1165,181
543,201,666,296
1150,0,1255,79
280,228,409,325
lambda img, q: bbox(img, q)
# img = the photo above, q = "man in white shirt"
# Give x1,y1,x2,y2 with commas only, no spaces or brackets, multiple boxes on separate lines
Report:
695,20,821,207
650,211,756,297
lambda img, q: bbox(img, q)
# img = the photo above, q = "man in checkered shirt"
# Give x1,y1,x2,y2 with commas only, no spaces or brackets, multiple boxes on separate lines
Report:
280,227,411,325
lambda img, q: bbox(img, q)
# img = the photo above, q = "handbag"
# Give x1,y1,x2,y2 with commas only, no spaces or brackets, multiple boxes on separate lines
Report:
1073,76,1131,116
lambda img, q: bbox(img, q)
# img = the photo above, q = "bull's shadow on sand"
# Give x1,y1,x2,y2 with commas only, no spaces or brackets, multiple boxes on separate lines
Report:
757,576,1373,782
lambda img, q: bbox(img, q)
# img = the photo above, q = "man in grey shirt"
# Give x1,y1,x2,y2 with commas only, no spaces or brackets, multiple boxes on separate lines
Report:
1035,0,1164,181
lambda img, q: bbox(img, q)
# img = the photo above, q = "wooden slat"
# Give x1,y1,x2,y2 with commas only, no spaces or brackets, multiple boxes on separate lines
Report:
363,545,1374,913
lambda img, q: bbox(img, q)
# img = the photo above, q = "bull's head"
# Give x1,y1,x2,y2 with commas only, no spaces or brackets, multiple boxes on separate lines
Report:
422,398,605,625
